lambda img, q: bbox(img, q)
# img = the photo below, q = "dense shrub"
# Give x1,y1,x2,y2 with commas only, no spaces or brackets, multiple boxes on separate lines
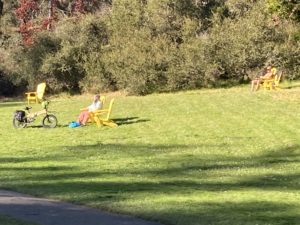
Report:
13,15,109,93
0,0,299,95
0,72,15,96
204,2,274,83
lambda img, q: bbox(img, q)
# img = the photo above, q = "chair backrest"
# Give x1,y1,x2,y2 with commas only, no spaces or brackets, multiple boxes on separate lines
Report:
100,95,106,109
36,83,46,100
274,71,283,85
271,67,277,76
105,98,115,121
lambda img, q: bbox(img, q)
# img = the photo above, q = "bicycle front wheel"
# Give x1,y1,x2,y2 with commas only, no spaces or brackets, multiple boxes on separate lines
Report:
42,114,57,128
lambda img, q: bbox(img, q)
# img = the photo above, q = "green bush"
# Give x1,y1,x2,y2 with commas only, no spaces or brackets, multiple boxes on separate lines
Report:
0,0,299,95
11,15,109,93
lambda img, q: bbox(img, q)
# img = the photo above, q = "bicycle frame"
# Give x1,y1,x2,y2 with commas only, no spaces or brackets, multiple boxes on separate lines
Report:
24,101,50,123
27,109,47,121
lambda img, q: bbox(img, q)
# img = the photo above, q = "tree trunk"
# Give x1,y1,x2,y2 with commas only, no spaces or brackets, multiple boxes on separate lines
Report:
0,0,3,16
47,0,53,30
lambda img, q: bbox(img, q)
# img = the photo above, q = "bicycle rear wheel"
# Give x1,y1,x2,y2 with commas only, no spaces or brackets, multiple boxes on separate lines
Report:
13,118,27,128
42,114,57,128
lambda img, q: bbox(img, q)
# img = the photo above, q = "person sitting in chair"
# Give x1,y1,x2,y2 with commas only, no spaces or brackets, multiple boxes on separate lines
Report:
77,94,102,126
251,66,276,92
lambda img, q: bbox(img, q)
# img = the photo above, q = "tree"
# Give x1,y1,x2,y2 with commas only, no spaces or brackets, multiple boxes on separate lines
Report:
15,0,108,45
15,0,40,45
267,0,300,21
1,0,299,95
0,0,3,16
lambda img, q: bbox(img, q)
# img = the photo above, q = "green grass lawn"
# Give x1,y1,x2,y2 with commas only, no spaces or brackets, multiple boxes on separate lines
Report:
0,215,38,225
1,85,300,225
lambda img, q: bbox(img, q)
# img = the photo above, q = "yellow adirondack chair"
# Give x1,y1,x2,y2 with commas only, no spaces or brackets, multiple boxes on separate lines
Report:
92,98,118,128
25,82,46,104
262,71,282,90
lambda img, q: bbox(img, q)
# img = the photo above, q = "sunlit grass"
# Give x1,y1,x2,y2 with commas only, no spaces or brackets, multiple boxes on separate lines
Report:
1,85,300,225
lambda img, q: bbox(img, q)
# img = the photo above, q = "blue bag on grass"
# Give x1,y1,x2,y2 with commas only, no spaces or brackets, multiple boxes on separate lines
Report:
69,121,81,128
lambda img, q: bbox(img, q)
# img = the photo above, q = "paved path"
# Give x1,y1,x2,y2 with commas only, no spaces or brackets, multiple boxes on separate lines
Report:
0,190,161,225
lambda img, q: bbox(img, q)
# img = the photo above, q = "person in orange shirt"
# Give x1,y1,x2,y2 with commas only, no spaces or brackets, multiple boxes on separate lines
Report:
251,66,276,92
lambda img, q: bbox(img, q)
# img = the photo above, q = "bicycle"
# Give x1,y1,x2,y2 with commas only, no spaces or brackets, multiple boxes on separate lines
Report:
13,101,58,128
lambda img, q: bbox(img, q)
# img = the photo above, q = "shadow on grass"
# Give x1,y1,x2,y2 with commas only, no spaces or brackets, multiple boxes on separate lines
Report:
2,179,299,225
26,117,149,129
0,143,300,225
281,84,300,89
62,142,211,152
26,124,68,129
113,117,150,126
152,201,300,225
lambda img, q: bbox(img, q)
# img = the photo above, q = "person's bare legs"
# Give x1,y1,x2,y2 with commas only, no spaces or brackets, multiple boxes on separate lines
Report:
255,79,261,91
251,80,255,91
81,112,90,125
77,111,90,125
251,79,259,92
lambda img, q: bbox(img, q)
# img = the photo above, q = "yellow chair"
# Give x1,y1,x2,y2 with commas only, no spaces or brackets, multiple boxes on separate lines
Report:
92,98,118,128
262,71,282,90
25,82,46,104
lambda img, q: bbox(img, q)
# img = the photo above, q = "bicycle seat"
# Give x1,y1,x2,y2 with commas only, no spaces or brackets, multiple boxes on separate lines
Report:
25,106,32,110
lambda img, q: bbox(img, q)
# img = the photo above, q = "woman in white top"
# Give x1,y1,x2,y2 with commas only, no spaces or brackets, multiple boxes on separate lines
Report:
77,94,102,125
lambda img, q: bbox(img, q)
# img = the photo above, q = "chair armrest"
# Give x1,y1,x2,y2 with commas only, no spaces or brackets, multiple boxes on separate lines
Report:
25,92,37,95
93,109,109,115
262,79,274,82
94,109,108,113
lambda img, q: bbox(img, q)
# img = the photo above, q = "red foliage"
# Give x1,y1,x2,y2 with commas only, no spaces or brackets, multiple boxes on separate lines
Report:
73,0,98,15
15,0,39,23
15,0,97,45
74,0,85,14
18,21,35,46
15,0,40,46
15,0,59,45
44,0,58,30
